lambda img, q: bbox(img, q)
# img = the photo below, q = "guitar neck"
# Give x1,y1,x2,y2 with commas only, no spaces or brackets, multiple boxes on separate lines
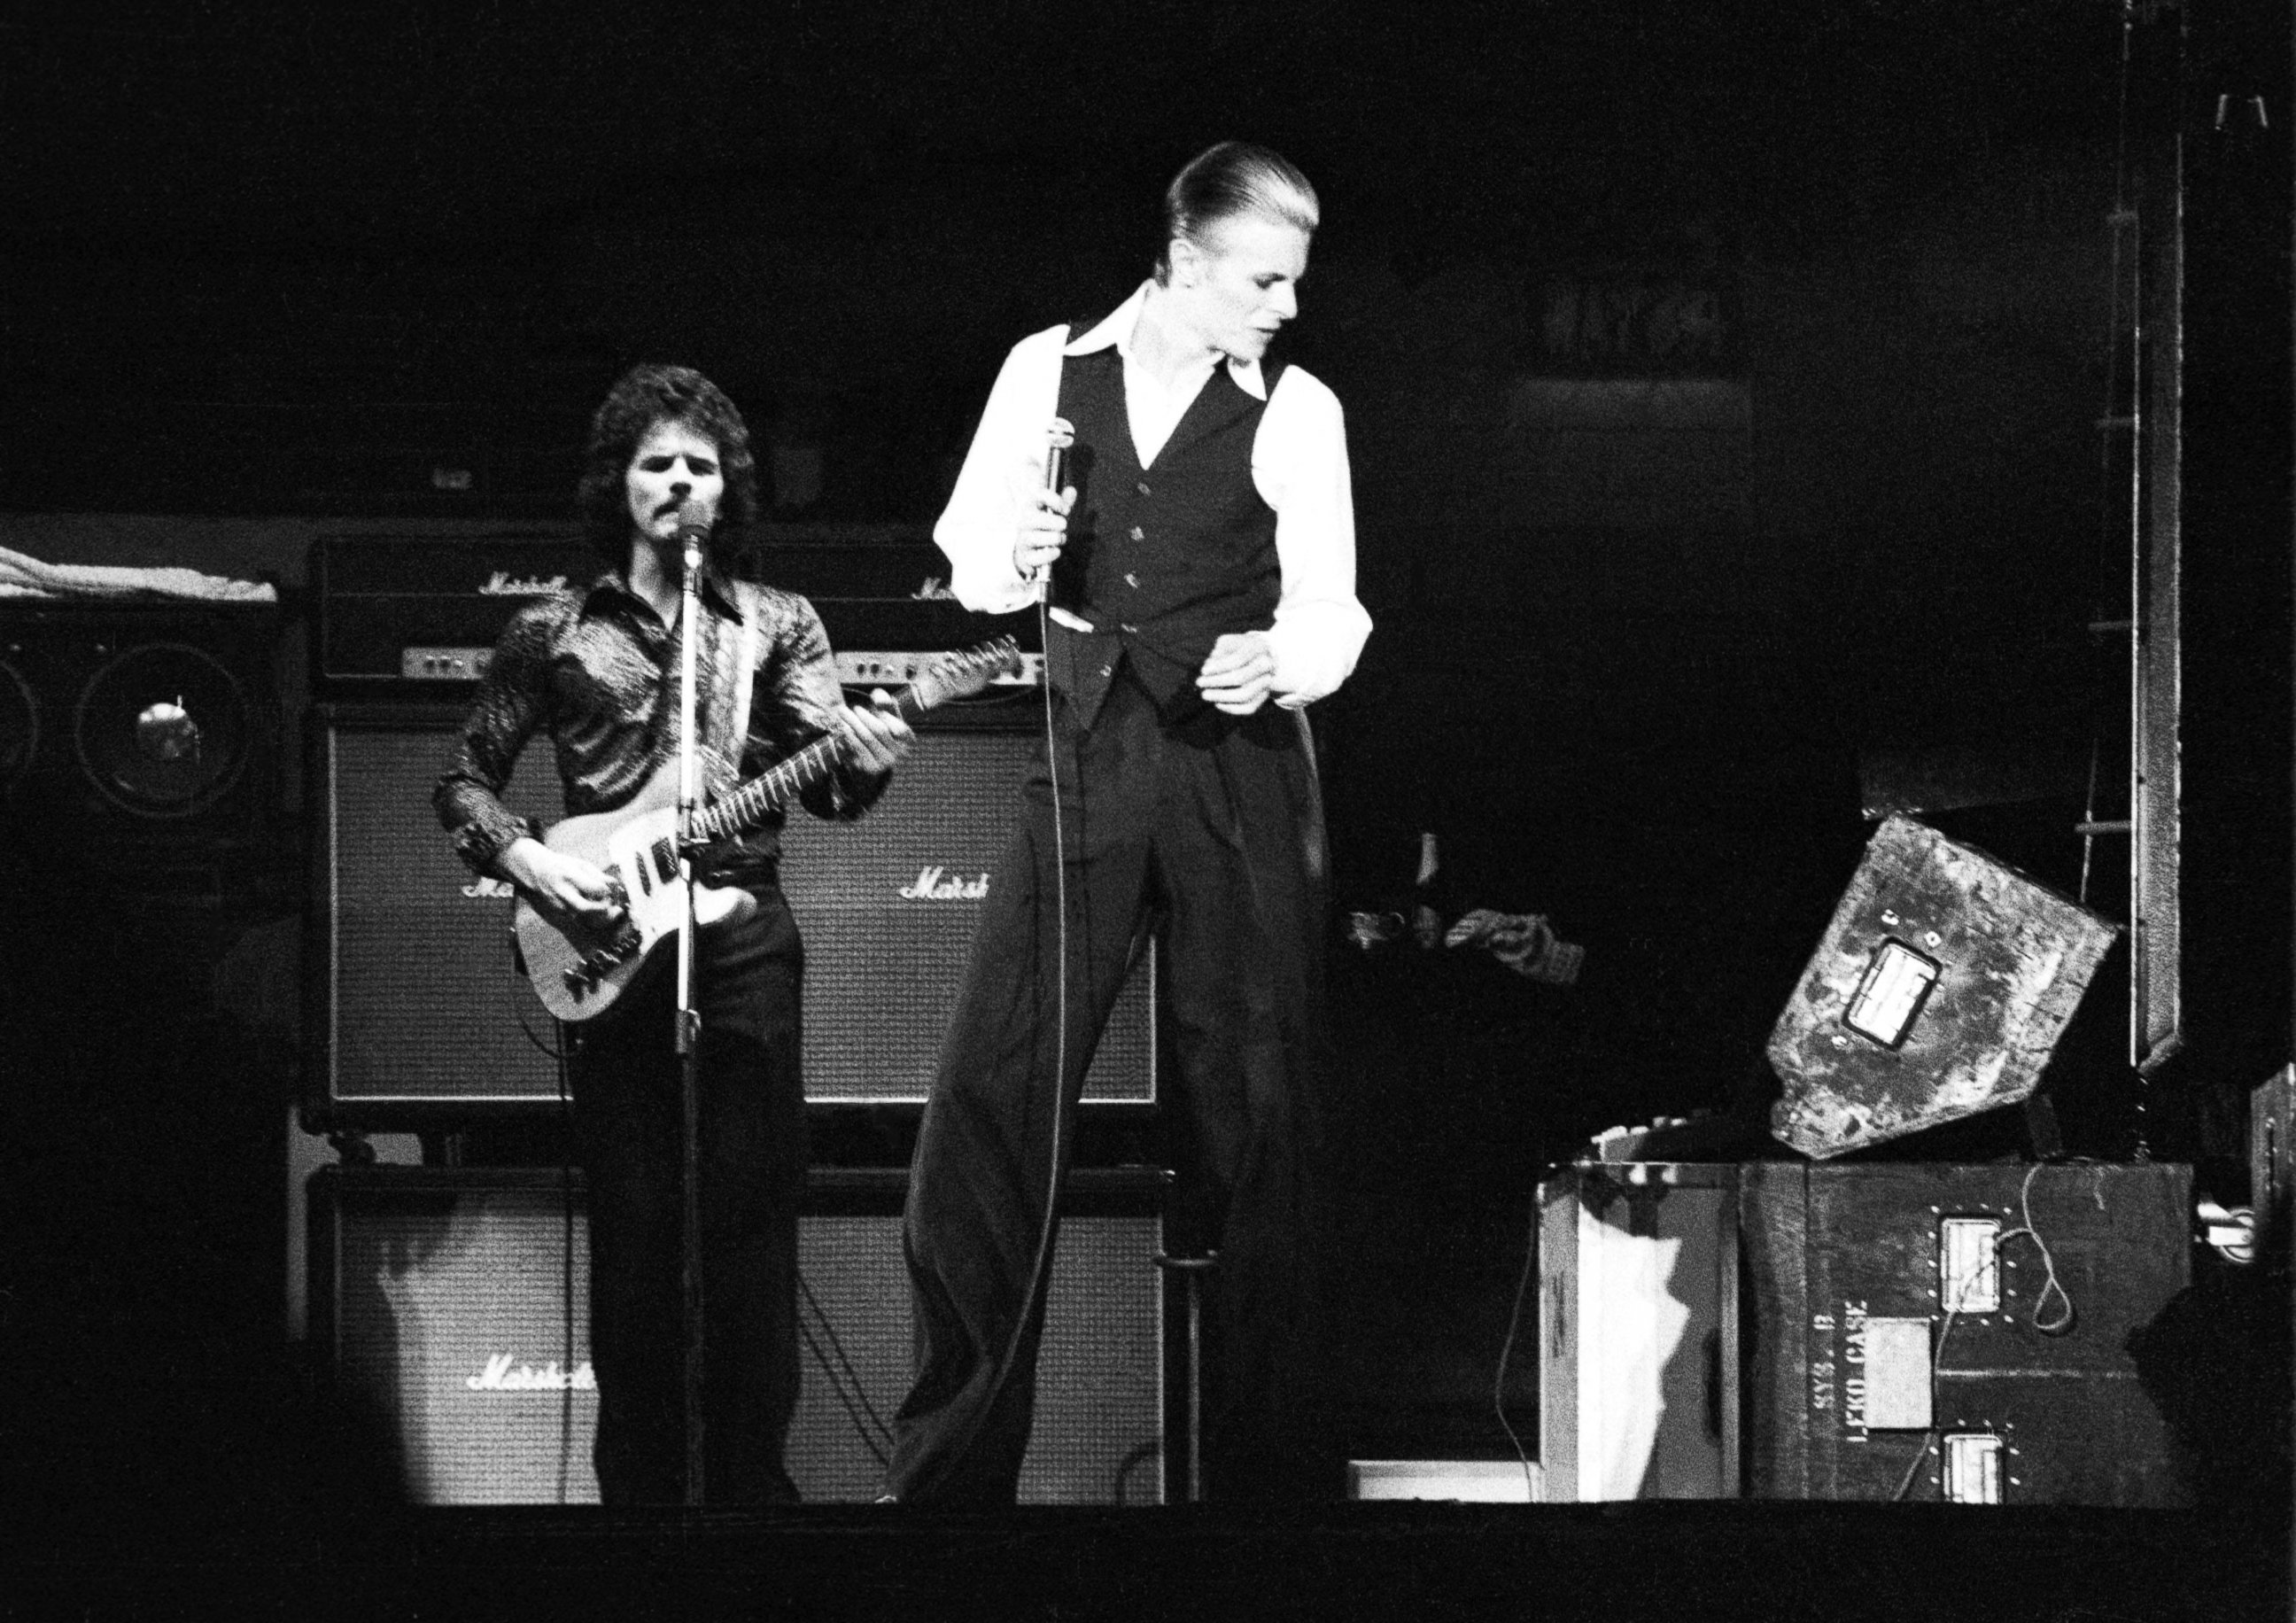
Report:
688,685,933,846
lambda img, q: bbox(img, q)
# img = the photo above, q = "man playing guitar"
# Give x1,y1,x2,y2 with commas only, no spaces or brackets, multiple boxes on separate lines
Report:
435,363,911,1504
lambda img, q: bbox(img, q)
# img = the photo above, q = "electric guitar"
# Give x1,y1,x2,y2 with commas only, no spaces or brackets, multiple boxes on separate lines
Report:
515,637,1021,1022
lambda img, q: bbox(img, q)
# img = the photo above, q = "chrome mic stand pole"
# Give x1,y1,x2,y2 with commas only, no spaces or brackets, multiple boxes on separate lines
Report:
673,517,708,1507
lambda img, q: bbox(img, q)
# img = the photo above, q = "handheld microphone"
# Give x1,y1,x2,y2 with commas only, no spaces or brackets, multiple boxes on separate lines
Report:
1031,417,1074,605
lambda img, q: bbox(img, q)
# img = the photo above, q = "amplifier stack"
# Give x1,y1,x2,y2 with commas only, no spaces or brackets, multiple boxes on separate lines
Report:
304,530,1146,1126
301,530,1169,1504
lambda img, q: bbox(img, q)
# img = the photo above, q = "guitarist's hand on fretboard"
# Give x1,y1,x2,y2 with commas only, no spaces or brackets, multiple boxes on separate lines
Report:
500,835,628,944
834,688,914,777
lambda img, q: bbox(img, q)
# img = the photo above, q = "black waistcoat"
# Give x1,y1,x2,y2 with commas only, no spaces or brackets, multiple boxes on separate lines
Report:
1043,338,1286,727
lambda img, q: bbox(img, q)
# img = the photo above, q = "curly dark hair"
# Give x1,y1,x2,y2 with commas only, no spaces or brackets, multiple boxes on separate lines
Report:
575,364,761,564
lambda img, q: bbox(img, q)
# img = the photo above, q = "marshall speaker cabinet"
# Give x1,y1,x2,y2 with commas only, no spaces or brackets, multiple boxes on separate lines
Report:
306,704,1155,1125
306,704,561,1125
307,1163,1171,1504
778,705,1154,1109
1539,1160,2193,1506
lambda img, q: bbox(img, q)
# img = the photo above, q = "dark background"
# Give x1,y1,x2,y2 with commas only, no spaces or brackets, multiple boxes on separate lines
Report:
4,0,2289,1512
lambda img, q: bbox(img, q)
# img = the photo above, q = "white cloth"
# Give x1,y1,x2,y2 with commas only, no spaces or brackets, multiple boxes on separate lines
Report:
0,546,276,602
934,283,1372,707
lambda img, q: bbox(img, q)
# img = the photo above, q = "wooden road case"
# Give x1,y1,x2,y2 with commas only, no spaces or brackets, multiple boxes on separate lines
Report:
1539,1160,2193,1506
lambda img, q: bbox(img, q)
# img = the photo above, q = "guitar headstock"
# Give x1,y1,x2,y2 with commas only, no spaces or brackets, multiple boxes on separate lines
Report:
907,636,1024,710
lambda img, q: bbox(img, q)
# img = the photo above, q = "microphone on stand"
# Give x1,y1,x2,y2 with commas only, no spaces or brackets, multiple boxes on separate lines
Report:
1030,417,1074,606
673,502,710,580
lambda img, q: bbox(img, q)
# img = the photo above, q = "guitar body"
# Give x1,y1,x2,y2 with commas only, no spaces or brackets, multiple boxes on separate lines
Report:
513,766,756,1023
510,636,1020,1024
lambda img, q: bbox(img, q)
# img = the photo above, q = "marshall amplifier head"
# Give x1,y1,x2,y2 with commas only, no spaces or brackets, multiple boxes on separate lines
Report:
312,532,596,699
315,528,1033,703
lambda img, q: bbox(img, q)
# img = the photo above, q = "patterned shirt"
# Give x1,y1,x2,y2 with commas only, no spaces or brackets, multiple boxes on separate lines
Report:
435,566,885,889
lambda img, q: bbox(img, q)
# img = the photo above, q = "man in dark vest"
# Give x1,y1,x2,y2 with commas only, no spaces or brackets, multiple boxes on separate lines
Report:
887,142,1371,1505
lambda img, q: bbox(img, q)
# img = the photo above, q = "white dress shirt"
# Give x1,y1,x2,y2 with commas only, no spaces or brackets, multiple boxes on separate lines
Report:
934,283,1373,707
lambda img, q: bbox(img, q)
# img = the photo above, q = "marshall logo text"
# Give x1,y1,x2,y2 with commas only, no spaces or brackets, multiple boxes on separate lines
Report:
899,866,990,901
479,571,567,597
467,1354,596,1392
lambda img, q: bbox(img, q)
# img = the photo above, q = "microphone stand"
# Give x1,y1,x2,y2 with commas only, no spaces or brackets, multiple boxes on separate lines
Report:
673,523,708,1507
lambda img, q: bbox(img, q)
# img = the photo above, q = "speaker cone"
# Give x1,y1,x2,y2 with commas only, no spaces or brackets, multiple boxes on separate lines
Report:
74,642,251,818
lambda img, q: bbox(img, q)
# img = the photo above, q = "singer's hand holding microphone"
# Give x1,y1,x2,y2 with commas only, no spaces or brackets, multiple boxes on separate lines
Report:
1016,418,1076,600
1013,486,1074,581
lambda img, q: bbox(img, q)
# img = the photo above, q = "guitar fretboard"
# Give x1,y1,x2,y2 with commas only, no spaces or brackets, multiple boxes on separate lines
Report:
685,640,1013,848
688,717,889,844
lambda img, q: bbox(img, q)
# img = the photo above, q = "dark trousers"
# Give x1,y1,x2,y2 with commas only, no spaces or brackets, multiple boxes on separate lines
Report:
889,671,1330,1505
566,890,810,1505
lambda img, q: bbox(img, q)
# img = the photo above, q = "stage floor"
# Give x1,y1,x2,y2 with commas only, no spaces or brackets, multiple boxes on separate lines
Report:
12,1500,2283,1622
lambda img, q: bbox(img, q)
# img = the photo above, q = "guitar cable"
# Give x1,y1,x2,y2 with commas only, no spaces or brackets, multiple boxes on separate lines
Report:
798,1271,896,1465
554,1017,579,1504
502,911,580,1496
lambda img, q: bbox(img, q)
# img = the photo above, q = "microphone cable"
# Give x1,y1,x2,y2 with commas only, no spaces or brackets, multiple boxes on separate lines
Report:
931,475,1076,1499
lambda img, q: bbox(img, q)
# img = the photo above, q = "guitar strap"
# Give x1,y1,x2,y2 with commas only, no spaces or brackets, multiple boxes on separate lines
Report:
728,581,763,766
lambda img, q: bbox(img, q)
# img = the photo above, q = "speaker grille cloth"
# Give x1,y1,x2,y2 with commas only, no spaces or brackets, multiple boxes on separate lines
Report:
326,720,1152,1110
330,1183,595,1505
789,1211,1167,1504
329,724,562,1106
325,1179,1165,1505
780,726,1153,1103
